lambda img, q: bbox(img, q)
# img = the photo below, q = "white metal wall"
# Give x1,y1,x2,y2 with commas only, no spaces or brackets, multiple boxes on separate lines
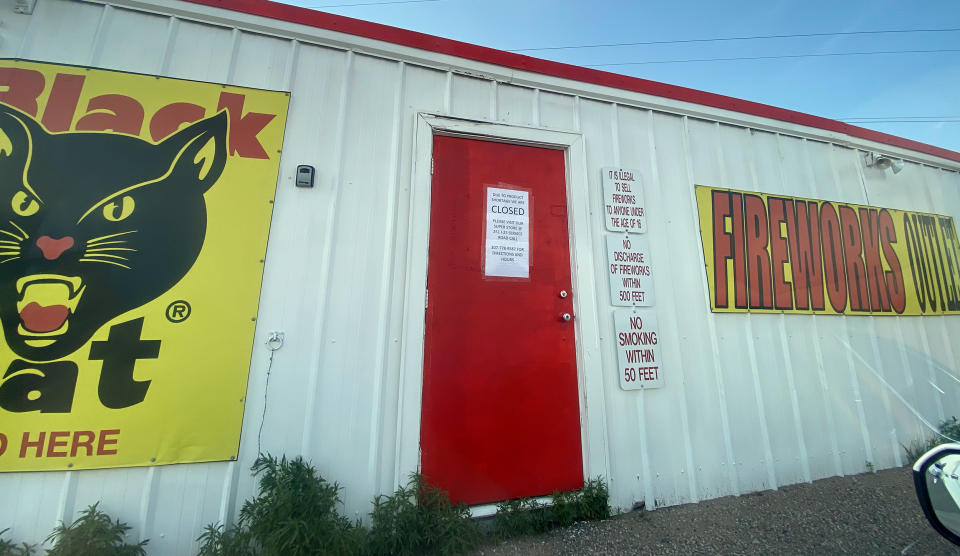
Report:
2,0,959,553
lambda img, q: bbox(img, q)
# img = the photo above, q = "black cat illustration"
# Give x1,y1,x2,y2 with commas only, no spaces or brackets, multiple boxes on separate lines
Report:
0,103,228,362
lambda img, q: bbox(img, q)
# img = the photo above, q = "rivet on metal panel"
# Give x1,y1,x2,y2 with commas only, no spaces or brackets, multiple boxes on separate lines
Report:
259,259,264,263
251,317,257,322
151,458,156,462
269,199,274,204
67,463,73,468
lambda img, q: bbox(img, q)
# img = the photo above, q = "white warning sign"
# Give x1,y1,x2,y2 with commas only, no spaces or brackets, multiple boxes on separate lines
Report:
485,186,530,278
607,235,654,306
602,167,645,233
614,309,663,390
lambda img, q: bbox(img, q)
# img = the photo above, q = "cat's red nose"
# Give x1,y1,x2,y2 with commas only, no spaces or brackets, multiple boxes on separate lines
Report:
36,236,75,260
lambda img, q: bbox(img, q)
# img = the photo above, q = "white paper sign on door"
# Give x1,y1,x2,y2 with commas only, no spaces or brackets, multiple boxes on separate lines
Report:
607,235,654,306
485,187,530,278
614,309,663,390
602,167,645,233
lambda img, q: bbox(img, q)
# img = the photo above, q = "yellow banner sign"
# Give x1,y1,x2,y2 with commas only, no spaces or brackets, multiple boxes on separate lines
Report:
695,185,960,316
0,60,289,471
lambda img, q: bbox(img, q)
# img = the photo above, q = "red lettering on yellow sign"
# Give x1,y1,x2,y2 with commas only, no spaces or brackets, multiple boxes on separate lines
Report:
17,429,120,458
0,67,277,158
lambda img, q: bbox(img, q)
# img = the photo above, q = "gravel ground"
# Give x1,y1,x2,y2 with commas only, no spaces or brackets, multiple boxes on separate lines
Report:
476,467,960,555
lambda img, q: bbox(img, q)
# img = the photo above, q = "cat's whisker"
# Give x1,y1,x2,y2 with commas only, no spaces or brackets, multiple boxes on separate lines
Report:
0,256,19,264
0,251,20,256
8,221,28,239
85,240,128,248
79,258,131,270
0,229,24,241
85,247,137,253
81,254,128,261
0,239,20,246
87,230,137,243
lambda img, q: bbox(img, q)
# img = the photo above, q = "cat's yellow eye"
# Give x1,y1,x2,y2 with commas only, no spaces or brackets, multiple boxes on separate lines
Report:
103,195,135,222
12,190,39,216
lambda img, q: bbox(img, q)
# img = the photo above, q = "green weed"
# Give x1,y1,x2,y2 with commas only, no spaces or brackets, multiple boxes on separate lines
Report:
0,528,36,556
494,478,610,539
198,454,610,555
368,474,481,555
44,503,147,556
903,416,960,462
198,454,365,556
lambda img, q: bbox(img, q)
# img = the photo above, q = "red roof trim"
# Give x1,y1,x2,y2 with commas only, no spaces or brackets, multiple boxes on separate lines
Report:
185,0,960,163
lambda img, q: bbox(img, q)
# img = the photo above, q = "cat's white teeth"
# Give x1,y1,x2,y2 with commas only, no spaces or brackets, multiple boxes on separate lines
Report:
15,276,85,316
16,274,83,297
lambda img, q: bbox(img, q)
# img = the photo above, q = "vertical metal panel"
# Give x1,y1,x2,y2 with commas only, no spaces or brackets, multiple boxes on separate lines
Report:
309,52,403,519
2,1,960,553
613,105,655,511
164,20,236,83
449,74,492,120
779,136,843,481
495,83,534,126
91,7,170,72
538,90,576,130
615,104,695,509
13,0,102,64
576,98,623,508
740,129,811,486
686,119,769,494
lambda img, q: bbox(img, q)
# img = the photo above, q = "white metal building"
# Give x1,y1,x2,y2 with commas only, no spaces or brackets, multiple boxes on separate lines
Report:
2,0,960,553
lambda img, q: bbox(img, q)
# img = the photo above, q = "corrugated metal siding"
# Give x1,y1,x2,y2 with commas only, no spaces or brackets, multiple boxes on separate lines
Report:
2,0,959,553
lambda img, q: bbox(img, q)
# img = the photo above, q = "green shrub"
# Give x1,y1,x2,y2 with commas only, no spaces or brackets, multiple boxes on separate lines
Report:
199,453,610,555
367,475,481,555
44,503,147,556
494,497,550,537
0,528,36,556
198,454,365,556
196,523,254,556
578,478,612,521
903,416,960,462
494,478,610,539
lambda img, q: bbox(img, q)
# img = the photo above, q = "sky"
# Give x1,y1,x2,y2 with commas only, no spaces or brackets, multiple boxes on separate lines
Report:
276,0,960,153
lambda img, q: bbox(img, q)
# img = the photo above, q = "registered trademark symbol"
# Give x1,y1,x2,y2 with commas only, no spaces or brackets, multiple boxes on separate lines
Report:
166,300,192,323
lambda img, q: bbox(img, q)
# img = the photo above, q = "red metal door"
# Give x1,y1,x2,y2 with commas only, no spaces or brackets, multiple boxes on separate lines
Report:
420,135,583,506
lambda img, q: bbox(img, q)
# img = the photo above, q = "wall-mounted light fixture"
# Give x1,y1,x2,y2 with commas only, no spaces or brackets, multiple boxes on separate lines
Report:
864,151,904,174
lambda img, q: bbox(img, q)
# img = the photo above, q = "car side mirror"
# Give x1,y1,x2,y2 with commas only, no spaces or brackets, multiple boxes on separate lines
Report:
913,443,960,546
